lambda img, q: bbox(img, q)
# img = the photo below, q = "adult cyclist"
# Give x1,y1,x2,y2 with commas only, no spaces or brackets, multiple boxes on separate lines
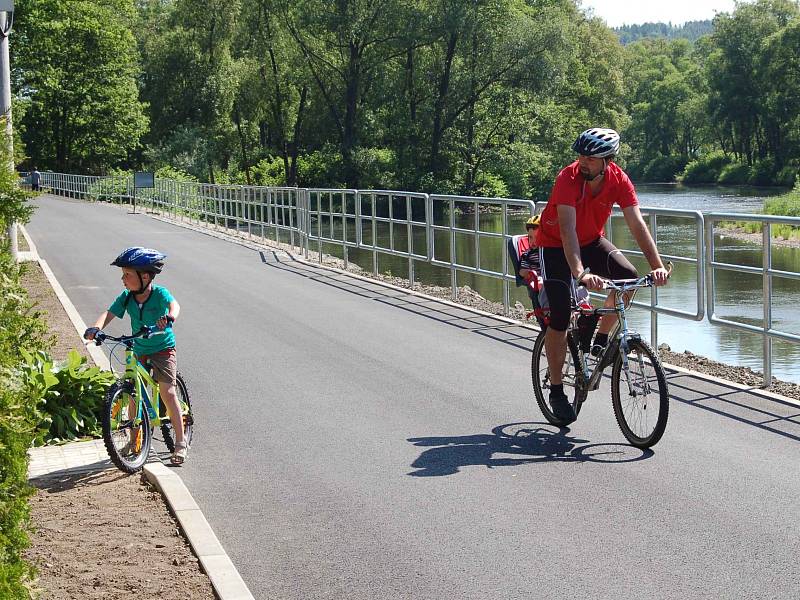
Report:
536,128,669,425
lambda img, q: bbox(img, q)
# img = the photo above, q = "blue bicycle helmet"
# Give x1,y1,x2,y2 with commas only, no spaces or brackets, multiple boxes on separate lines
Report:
111,247,166,274
572,128,620,158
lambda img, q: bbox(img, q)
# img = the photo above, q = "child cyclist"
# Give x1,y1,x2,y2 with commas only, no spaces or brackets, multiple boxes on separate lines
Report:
84,247,187,465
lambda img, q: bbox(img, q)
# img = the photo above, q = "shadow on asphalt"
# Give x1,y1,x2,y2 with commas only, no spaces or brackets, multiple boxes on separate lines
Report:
260,250,800,444
406,422,653,476
665,371,800,442
259,250,537,351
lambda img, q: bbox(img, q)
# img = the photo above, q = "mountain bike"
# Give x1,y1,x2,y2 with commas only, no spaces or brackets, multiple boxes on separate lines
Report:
531,265,672,448
91,326,194,473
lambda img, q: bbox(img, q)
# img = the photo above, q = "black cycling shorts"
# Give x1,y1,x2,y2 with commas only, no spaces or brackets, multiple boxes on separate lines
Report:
539,237,637,331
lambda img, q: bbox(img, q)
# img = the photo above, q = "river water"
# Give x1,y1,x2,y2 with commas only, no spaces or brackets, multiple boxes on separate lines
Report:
339,184,800,384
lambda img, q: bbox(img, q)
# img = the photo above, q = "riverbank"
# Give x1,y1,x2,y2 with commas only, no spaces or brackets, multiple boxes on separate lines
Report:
717,226,800,249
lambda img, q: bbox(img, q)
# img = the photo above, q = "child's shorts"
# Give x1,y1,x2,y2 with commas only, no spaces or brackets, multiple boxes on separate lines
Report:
137,348,177,386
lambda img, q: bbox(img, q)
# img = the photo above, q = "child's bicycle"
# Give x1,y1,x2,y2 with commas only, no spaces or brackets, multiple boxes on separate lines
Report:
91,326,194,473
530,264,672,448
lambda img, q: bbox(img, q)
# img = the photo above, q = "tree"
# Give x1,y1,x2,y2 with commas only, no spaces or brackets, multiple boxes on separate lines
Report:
14,0,148,172
623,38,708,180
760,17,800,170
277,0,413,187
138,0,241,181
705,0,799,165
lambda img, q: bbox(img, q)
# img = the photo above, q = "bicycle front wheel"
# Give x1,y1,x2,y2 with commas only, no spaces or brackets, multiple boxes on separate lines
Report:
102,380,152,473
531,329,586,426
161,372,194,452
611,338,669,448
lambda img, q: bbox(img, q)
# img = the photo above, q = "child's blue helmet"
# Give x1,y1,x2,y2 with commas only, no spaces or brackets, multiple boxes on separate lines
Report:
111,247,166,274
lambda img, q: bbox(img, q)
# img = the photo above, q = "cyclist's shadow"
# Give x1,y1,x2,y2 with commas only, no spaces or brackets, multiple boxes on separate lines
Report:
407,422,653,477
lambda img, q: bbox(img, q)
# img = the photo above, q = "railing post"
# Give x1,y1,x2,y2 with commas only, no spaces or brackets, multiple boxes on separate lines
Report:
371,193,378,276
762,222,772,387
502,203,510,316
450,198,457,301
650,212,658,349
407,195,414,287
317,190,323,262
304,189,310,260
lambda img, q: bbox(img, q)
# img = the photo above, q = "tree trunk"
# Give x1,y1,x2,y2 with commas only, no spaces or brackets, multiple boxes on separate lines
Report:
342,41,361,187
430,32,458,180
233,106,252,185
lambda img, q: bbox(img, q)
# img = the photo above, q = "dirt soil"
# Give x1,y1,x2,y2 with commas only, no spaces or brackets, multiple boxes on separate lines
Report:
20,261,215,599
20,262,90,362
26,471,215,600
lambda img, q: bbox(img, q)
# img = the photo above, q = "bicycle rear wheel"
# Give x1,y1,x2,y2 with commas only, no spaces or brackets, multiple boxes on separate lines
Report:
611,338,669,448
102,380,152,473
531,330,587,426
160,372,194,452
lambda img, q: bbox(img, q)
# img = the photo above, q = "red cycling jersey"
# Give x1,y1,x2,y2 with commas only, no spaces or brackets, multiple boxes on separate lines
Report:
535,161,638,248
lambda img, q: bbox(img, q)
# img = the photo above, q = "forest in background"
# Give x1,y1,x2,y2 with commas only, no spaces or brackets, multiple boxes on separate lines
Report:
10,0,800,199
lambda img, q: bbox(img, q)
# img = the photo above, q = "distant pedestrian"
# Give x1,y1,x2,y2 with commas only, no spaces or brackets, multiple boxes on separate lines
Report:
30,167,41,191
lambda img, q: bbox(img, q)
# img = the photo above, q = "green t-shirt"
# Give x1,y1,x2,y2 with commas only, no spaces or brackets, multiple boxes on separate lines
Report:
108,285,176,355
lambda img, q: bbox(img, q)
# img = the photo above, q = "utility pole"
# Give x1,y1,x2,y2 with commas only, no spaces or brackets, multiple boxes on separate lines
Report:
0,3,15,260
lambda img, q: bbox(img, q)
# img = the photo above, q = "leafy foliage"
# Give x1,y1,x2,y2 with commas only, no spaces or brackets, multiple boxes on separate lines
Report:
0,252,50,597
14,0,148,172
20,349,115,444
615,20,714,45
11,0,800,190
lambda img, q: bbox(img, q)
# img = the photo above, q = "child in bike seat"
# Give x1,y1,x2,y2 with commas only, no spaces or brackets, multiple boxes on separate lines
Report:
508,215,544,316
83,247,187,465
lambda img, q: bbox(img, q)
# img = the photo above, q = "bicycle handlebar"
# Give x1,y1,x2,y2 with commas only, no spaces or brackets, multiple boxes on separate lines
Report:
90,325,168,347
579,261,673,292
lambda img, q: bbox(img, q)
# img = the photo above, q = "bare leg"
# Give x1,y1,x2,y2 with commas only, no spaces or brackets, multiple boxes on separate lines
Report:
544,326,568,385
596,290,632,336
159,380,184,445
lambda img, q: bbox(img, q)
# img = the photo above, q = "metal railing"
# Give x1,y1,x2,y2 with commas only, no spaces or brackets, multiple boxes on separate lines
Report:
607,207,706,347
38,171,799,384
705,212,800,383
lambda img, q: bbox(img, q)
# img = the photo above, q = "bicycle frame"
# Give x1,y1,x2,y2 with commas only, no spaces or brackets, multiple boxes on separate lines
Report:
573,285,643,395
122,346,166,428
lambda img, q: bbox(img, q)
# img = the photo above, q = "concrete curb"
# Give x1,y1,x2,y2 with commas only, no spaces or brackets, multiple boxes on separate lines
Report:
144,464,255,600
21,223,253,600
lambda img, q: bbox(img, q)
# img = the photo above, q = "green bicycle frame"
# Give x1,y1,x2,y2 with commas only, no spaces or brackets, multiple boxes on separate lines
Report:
123,348,165,427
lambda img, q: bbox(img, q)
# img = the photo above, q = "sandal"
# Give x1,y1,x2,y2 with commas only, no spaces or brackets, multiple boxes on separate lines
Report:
171,441,188,466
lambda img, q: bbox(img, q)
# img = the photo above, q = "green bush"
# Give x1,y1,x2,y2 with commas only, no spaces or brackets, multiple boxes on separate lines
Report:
353,147,398,190
297,145,345,188
764,191,800,218
473,171,509,198
252,156,287,187
717,162,751,185
776,165,798,187
725,187,800,241
641,154,684,183
87,172,130,203
21,349,115,445
0,252,50,597
680,151,731,184
747,158,776,186
155,165,198,183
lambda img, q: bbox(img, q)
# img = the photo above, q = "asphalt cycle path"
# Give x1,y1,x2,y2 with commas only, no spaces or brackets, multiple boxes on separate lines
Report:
28,195,800,599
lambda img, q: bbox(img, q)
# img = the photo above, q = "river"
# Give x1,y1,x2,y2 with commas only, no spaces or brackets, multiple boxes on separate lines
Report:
338,184,800,384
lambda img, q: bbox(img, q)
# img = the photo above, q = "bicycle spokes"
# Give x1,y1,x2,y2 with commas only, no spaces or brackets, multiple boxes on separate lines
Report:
612,339,669,448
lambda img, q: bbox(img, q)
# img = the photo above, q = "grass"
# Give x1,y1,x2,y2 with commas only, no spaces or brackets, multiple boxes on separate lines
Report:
722,186,800,241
